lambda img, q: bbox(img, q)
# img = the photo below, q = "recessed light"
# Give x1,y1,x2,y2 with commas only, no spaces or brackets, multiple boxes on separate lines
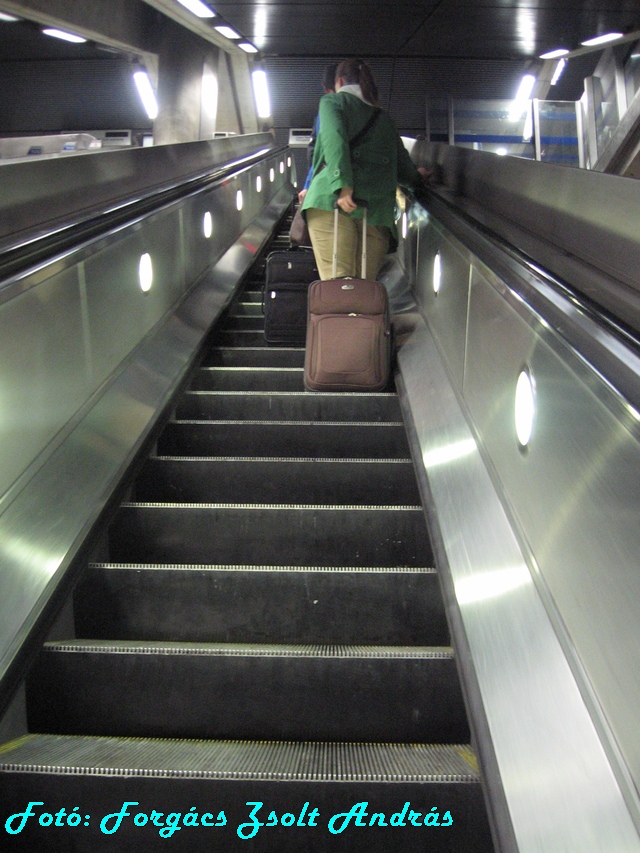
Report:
215,25,240,39
581,32,623,47
515,368,536,448
433,252,441,295
42,28,86,43
175,0,216,18
0,12,19,22
139,253,153,292
540,48,569,59
238,42,258,53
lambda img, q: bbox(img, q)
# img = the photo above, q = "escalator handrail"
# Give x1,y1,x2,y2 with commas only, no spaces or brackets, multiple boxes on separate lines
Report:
0,140,285,288
408,184,640,421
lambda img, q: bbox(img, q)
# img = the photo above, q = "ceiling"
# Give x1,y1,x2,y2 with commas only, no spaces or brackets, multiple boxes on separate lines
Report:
1,1,639,106
211,0,638,62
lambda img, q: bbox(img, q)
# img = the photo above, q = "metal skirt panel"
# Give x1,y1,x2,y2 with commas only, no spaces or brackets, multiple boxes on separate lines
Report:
397,317,640,852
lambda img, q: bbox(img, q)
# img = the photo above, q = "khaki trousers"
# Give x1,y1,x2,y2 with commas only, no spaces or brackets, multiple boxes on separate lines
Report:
306,208,390,280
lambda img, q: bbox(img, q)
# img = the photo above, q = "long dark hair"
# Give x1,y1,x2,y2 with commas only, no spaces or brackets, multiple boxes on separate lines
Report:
335,58,379,106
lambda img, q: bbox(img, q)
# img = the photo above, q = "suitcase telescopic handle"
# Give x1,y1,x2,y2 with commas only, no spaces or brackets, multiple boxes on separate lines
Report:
332,199,368,279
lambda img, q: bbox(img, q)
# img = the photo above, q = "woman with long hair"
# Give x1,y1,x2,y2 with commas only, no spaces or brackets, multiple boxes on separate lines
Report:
301,58,428,280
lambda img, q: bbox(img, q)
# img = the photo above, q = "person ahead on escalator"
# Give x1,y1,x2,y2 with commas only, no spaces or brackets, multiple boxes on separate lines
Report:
301,57,430,280
297,63,338,205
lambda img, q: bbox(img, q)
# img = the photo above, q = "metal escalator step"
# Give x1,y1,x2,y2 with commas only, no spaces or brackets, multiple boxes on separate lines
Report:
241,288,263,301
191,367,305,391
133,457,419,504
157,421,410,458
231,303,263,317
220,316,265,331
213,329,267,346
0,736,493,851
176,390,402,421
108,504,432,567
203,346,305,367
26,642,468,743
74,563,447,645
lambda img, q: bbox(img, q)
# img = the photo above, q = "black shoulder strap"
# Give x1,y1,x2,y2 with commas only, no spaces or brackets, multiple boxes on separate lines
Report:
349,108,381,150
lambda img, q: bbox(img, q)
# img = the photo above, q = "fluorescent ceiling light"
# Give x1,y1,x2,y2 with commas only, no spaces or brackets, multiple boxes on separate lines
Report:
134,69,158,120
175,0,215,19
238,42,258,53
508,74,536,120
42,28,86,43
540,48,569,59
215,25,240,39
550,58,566,86
252,69,271,118
0,12,19,22
581,32,623,47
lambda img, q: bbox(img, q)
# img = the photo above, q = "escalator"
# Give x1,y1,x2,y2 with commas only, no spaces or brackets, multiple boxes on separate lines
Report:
0,224,494,851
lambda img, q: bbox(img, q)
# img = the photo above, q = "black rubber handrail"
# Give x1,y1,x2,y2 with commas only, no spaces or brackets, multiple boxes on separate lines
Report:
0,144,287,286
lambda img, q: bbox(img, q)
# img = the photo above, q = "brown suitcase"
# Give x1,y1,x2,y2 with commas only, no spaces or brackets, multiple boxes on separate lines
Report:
304,205,391,392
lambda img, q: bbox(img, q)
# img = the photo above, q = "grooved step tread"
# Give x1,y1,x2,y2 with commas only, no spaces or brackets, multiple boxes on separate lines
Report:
0,735,480,781
88,562,435,573
41,641,454,659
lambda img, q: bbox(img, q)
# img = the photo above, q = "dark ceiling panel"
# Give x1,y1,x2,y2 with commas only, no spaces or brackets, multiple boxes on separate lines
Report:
213,0,640,60
0,19,126,62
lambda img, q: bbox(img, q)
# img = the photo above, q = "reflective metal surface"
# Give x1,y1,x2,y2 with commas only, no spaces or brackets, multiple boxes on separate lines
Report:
0,133,275,251
397,153,640,848
0,138,293,699
398,316,640,852
414,140,640,334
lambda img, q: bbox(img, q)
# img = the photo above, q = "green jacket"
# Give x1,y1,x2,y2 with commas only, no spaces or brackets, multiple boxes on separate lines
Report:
301,91,420,248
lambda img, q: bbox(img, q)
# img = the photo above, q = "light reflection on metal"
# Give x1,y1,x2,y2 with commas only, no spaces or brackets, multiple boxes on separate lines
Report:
256,175,262,193
456,564,532,605
516,7,536,55
236,190,243,211
423,437,476,469
254,6,268,48
203,211,213,238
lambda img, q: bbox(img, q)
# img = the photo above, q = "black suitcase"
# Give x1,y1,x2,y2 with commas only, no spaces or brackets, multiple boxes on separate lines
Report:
263,248,319,345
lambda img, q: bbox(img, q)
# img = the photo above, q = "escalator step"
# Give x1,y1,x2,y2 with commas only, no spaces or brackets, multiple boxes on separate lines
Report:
157,421,410,458
133,457,419,504
231,302,263,317
203,346,305,367
0,735,493,851
176,390,401,421
26,642,468,743
74,563,447,645
214,330,267,346
221,316,265,331
191,367,305,391
109,504,433,567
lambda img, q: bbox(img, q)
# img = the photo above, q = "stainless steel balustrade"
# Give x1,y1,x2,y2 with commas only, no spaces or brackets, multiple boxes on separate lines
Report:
0,135,294,708
398,145,640,850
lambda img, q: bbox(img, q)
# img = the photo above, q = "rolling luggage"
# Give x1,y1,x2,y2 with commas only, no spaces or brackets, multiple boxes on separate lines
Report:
304,204,391,392
263,247,319,345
